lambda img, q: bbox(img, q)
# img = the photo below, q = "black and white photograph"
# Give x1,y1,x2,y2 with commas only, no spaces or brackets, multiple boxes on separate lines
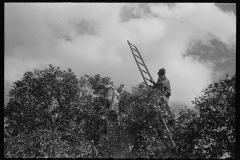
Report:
4,3,236,159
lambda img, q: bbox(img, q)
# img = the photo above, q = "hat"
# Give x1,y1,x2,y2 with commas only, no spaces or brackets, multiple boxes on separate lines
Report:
105,84,115,89
158,68,165,74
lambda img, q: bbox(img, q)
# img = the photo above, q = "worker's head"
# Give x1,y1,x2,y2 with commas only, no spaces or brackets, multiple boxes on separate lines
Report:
105,84,114,89
158,68,165,76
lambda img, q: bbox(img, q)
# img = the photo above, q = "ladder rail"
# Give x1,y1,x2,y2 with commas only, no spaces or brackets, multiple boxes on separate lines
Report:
137,61,145,67
135,46,154,81
141,69,150,76
127,40,149,87
127,40,176,149
106,114,122,158
131,46,138,52
156,81,176,148
133,53,142,60
156,105,176,147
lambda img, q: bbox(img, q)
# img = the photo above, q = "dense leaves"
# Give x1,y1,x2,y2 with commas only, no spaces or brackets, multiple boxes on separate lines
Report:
191,75,236,158
174,75,235,159
4,65,112,158
119,83,176,158
4,65,235,158
5,65,81,136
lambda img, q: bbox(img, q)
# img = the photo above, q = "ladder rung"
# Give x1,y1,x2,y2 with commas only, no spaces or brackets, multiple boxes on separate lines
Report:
108,147,121,150
131,47,138,52
107,123,120,125
107,129,120,131
141,69,150,75
108,134,120,136
138,61,144,67
107,124,120,126
108,135,120,137
108,137,121,139
145,77,151,82
108,136,120,138
133,53,142,60
129,42,136,48
108,131,120,134
108,130,120,132
108,133,120,135
108,142,121,145
107,122,120,124
108,127,120,129
107,126,120,128
109,145,122,147
110,144,121,145
128,40,154,89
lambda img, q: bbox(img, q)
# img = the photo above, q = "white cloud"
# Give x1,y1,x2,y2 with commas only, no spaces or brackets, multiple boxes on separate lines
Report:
168,55,214,107
150,3,236,47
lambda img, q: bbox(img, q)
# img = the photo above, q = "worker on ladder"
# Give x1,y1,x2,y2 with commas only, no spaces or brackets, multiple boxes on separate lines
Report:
150,68,171,106
150,68,175,148
104,84,121,121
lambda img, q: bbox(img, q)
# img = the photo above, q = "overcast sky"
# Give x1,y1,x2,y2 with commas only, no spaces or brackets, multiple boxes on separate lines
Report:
5,3,236,111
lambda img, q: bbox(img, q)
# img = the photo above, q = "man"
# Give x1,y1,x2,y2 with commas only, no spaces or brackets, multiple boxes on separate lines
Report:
150,68,171,105
104,84,120,119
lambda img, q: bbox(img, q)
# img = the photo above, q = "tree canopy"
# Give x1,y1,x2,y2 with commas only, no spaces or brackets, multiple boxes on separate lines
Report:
4,65,235,158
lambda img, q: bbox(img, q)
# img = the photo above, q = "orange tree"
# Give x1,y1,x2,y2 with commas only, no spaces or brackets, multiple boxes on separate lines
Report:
4,65,115,158
4,65,82,157
5,63,235,158
4,64,179,158
173,75,236,159
118,74,235,159
193,74,235,158
119,83,176,158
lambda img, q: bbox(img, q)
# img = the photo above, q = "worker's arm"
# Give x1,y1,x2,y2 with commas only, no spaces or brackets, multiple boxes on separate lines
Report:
164,80,171,97
149,79,158,86
150,79,163,89
114,89,120,97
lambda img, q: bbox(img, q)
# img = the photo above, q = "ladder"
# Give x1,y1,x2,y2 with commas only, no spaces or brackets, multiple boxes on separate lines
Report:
127,40,153,88
106,114,122,158
127,40,176,148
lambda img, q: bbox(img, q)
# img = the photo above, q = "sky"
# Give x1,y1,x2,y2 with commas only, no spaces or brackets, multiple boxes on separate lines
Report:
5,3,236,112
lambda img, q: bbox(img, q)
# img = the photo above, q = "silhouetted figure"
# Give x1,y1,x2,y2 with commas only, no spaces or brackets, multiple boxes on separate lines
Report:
150,68,171,105
104,84,120,120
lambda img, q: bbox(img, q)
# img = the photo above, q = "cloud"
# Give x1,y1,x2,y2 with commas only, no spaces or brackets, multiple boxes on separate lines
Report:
5,3,236,111
144,3,235,106
150,3,236,47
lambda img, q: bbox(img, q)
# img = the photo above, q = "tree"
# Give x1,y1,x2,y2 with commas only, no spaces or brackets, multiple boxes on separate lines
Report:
119,83,176,158
192,74,235,158
4,65,117,158
174,74,236,159
118,74,235,159
5,65,81,136
173,106,200,158
5,64,235,158
4,65,83,157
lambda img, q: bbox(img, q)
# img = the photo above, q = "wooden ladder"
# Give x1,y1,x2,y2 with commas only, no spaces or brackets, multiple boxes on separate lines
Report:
127,40,176,148
106,114,122,158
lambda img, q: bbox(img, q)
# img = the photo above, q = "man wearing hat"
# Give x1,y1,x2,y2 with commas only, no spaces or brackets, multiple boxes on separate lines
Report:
150,68,171,105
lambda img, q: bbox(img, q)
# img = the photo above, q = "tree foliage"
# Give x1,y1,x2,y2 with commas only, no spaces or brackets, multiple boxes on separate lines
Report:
5,65,81,136
118,83,176,158
191,75,236,158
173,75,235,159
4,65,113,158
4,65,235,158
